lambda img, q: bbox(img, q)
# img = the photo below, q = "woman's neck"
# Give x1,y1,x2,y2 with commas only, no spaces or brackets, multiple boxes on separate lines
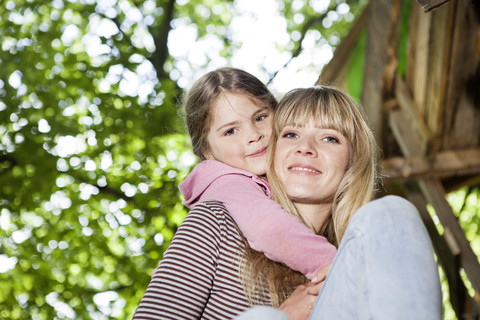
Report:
295,203,332,232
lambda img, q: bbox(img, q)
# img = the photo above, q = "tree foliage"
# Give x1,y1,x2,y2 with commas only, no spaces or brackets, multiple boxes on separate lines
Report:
0,0,369,318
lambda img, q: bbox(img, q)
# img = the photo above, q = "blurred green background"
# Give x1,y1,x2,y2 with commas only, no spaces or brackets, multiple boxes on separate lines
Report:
0,0,478,319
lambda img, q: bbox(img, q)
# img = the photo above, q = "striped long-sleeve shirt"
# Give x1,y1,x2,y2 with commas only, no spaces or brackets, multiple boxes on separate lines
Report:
133,201,272,320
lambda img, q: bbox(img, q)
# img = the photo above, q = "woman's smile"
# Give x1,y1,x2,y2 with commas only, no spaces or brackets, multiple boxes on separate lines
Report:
288,164,322,174
274,119,350,206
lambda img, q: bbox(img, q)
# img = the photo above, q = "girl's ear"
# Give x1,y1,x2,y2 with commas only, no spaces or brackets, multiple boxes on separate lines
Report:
202,148,214,160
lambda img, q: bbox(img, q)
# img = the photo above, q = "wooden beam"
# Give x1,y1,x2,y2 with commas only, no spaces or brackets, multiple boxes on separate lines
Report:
389,108,480,309
361,0,402,147
381,148,480,182
406,2,431,121
316,6,368,86
443,0,480,151
418,179,480,304
424,2,455,153
443,175,480,193
389,109,424,158
404,182,474,318
395,75,430,154
416,0,451,12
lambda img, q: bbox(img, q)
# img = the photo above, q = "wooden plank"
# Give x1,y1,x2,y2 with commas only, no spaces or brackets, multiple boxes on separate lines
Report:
407,2,431,120
316,7,368,86
418,179,480,299
443,175,480,193
361,0,402,147
389,109,424,158
443,0,480,150
395,75,430,154
416,0,451,12
381,148,480,182
424,2,455,153
404,182,475,319
389,108,480,306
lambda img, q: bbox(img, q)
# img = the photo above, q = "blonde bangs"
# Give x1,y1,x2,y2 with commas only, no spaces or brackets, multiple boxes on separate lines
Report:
273,87,358,144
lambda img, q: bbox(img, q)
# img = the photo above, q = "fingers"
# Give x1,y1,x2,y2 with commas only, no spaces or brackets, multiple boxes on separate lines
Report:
306,282,323,295
306,276,325,295
313,263,332,281
310,273,326,284
279,284,318,320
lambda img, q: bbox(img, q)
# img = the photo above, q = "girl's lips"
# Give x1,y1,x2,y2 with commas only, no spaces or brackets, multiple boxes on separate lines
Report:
247,146,267,157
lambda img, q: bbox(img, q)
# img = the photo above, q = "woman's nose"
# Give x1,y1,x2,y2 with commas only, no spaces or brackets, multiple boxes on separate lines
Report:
295,138,317,156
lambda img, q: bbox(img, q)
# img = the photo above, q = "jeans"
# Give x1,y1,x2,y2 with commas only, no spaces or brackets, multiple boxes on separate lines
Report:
236,196,442,319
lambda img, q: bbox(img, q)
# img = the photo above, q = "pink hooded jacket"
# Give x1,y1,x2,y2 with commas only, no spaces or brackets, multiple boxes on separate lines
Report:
179,160,336,279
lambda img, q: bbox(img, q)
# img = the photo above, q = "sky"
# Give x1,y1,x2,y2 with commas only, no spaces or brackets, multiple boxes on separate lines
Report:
169,0,338,98
53,0,345,101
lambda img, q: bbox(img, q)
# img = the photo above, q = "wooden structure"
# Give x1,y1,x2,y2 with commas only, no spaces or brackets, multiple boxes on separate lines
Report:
317,0,480,318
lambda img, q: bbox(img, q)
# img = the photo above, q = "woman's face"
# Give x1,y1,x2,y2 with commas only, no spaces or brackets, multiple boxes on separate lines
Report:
273,118,350,206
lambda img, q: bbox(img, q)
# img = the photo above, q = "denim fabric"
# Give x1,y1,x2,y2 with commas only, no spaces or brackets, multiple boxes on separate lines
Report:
310,195,442,319
234,196,442,320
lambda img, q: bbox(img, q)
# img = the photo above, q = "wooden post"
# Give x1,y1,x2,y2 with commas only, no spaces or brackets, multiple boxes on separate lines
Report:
361,0,402,147
388,94,480,317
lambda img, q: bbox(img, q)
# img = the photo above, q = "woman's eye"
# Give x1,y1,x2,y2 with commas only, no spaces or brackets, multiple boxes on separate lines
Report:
282,132,298,139
224,128,238,136
324,136,339,143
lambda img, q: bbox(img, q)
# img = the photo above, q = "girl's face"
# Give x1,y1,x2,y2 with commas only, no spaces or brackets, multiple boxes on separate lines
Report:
204,92,273,176
273,118,350,206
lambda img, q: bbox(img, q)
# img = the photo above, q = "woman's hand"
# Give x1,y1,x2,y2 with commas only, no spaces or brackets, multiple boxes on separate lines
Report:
279,264,331,320
279,283,318,320
307,263,331,295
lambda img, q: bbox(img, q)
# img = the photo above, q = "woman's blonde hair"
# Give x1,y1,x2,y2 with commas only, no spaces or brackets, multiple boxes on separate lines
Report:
182,67,278,160
242,86,379,305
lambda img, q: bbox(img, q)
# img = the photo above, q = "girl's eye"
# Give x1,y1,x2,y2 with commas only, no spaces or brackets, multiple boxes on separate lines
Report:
324,136,339,143
224,128,238,136
254,114,267,123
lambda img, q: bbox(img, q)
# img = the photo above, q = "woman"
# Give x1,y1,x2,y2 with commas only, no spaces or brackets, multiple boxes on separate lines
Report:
238,86,442,319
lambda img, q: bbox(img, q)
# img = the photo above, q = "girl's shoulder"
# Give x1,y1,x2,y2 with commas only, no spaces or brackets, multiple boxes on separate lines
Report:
186,200,243,237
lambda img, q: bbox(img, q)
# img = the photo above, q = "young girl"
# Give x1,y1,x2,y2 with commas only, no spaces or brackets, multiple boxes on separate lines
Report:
133,72,330,319
179,67,336,280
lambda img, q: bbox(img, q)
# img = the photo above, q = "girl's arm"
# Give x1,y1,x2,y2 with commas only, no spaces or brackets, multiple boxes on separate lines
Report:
201,174,336,280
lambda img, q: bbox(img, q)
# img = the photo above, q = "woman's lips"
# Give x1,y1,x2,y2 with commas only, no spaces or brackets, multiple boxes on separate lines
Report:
288,165,321,174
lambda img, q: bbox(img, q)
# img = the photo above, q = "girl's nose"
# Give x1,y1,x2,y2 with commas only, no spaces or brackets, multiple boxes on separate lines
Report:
248,126,264,144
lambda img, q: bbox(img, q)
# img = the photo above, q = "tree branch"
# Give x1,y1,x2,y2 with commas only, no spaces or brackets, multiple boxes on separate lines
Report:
267,11,330,85
149,0,176,80
268,1,359,85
